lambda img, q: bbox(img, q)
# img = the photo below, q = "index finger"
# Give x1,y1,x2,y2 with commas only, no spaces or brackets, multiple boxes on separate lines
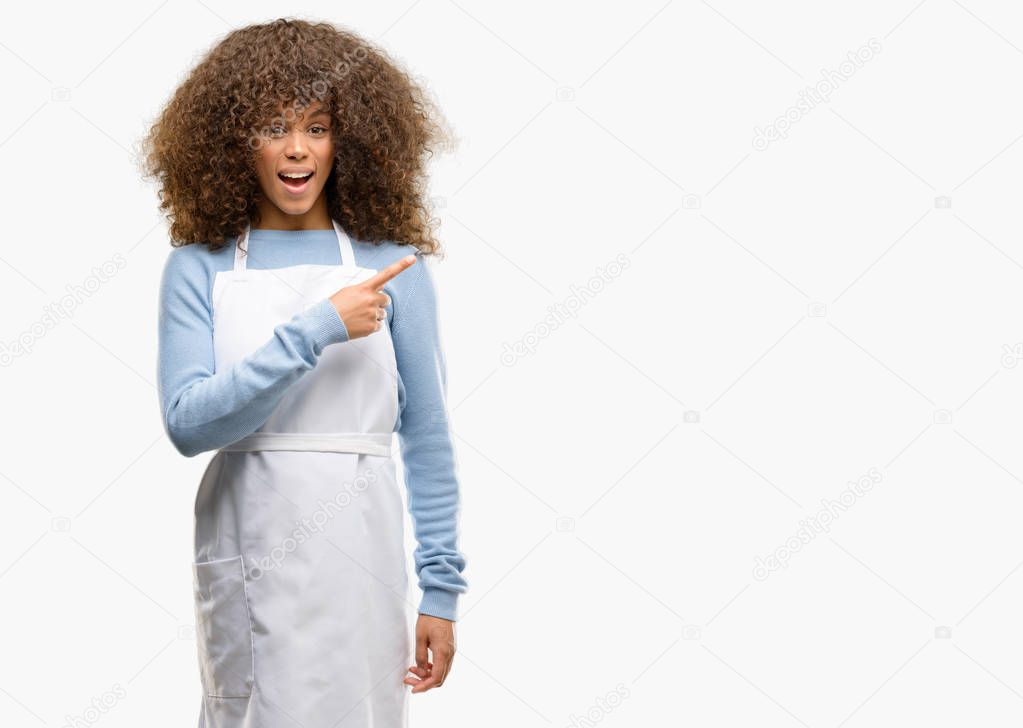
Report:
361,254,417,291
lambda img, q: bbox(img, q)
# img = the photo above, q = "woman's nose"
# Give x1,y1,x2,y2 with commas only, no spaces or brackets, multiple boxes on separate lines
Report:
284,130,308,156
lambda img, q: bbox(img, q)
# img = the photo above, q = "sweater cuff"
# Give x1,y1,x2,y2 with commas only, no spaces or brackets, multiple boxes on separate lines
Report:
303,298,350,349
419,587,459,622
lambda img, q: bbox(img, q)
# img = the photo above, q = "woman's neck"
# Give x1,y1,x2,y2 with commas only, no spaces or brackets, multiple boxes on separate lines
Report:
254,196,333,230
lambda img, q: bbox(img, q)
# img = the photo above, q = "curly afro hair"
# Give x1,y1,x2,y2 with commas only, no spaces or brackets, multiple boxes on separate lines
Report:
139,18,453,254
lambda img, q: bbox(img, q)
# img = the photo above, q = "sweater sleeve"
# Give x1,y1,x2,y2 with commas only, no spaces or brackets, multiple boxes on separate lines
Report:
157,247,350,457
392,255,469,621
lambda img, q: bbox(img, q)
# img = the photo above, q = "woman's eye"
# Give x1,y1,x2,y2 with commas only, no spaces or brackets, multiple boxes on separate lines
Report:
263,124,328,139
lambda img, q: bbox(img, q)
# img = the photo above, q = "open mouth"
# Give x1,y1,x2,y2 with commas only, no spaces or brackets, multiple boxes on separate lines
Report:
278,171,313,192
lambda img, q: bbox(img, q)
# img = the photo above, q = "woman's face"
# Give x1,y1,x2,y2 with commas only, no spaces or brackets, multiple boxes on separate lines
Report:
254,101,335,220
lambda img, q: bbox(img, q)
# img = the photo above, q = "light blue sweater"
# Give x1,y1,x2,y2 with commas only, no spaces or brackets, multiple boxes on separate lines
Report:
156,227,467,621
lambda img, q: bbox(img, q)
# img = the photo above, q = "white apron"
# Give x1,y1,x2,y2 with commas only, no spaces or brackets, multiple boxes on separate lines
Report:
191,220,411,728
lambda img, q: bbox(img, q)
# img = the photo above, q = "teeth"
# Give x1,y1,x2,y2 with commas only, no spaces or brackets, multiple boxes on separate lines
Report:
280,172,312,179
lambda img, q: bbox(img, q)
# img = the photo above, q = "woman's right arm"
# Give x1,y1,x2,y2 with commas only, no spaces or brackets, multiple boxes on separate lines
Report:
157,247,350,457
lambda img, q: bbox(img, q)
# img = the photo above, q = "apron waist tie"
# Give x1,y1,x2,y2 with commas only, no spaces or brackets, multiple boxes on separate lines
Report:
220,431,393,456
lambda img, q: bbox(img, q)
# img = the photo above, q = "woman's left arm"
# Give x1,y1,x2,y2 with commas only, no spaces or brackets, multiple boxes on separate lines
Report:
391,254,469,623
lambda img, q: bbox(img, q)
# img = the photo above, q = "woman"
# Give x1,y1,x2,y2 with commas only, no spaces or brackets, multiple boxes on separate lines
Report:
141,18,467,728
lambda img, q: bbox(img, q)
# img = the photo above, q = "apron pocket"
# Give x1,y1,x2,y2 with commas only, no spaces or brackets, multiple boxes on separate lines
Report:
192,555,255,698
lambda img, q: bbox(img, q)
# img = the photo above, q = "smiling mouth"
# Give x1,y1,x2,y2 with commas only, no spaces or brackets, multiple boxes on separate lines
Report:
278,171,313,191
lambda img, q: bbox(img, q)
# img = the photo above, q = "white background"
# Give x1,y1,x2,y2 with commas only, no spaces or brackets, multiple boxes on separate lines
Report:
2,1,1022,726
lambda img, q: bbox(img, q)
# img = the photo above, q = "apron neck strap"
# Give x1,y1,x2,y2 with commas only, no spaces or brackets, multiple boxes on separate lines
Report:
233,224,251,272
332,218,357,267
233,219,356,272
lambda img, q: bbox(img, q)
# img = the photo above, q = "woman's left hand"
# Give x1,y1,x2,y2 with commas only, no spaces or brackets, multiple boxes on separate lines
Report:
404,614,456,693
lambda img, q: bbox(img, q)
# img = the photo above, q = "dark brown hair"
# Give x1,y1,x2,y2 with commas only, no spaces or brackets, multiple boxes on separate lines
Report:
139,18,452,253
